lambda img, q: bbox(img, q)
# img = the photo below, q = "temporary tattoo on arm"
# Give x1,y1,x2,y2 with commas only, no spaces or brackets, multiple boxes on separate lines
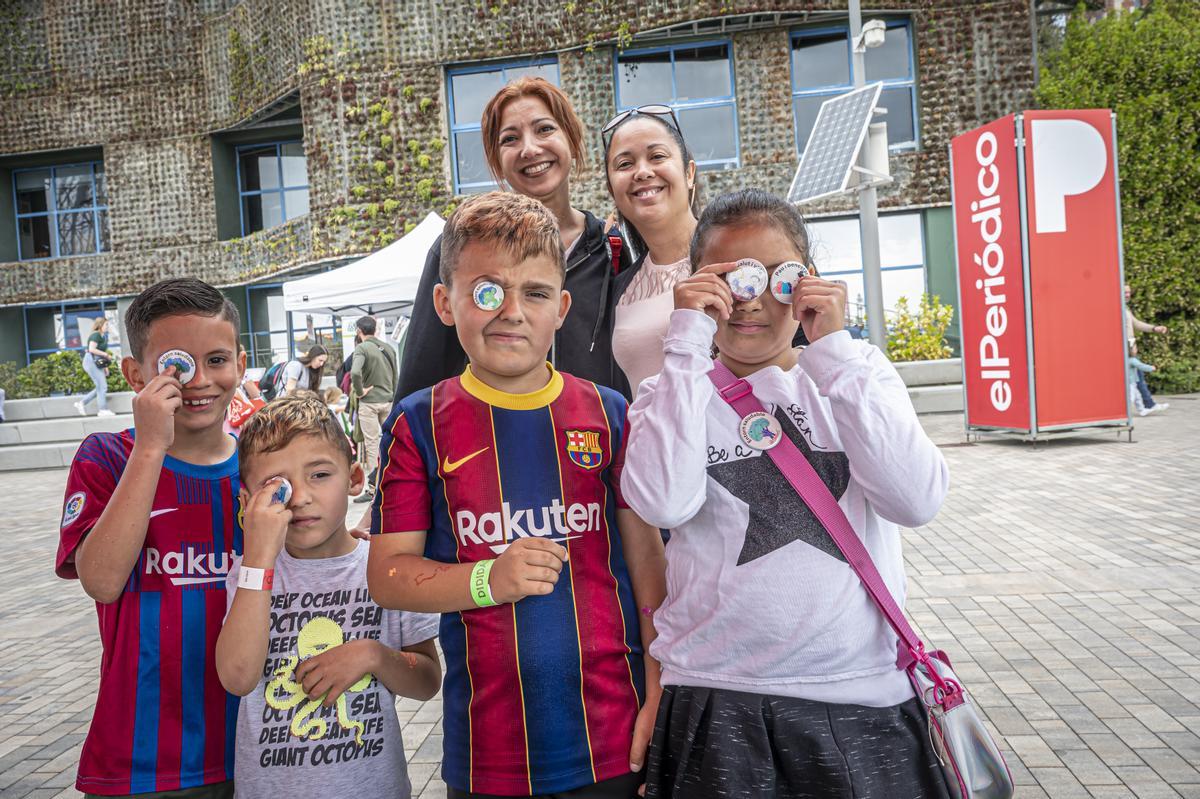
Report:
414,564,453,586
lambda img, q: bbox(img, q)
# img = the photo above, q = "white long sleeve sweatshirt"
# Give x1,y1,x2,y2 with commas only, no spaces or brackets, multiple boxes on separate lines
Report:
622,310,949,707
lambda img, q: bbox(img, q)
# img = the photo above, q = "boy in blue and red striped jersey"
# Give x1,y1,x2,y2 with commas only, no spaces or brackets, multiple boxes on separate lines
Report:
367,192,668,799
56,278,245,798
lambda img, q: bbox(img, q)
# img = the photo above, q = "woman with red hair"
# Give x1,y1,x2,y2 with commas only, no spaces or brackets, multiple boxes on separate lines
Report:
394,77,633,401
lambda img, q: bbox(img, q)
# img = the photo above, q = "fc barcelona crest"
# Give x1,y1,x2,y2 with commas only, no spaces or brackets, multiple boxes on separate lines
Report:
565,430,604,469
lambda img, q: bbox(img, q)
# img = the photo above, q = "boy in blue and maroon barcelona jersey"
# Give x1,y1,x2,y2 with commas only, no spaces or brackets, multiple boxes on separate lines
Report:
367,192,668,799
56,278,245,798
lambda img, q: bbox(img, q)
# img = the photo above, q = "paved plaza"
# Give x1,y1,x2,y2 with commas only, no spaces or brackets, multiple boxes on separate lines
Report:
1,396,1198,798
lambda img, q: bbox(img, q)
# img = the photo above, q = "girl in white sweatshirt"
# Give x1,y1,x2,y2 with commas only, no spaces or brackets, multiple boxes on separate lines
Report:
622,189,951,799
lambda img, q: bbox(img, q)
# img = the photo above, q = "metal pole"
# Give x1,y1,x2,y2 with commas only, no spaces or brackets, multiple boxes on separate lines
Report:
850,0,888,350
1028,0,1040,87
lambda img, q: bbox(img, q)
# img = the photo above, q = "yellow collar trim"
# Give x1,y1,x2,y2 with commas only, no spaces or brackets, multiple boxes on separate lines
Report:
461,363,563,410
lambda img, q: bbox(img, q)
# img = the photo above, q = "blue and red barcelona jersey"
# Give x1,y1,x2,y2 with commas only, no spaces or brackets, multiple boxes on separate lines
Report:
56,430,241,795
373,366,645,796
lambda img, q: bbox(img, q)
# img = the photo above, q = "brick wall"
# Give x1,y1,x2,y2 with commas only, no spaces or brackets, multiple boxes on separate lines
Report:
0,0,1035,305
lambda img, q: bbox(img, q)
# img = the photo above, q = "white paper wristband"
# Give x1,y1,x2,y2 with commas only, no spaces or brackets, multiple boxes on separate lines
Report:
237,565,274,591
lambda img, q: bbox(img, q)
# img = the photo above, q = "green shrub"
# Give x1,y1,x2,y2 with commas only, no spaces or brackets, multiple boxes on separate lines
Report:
107,364,131,394
0,352,131,399
0,362,21,400
1037,1,1200,392
887,294,955,362
18,350,94,396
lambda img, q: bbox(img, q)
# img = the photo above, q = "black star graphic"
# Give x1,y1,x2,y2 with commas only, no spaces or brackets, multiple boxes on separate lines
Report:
707,407,851,565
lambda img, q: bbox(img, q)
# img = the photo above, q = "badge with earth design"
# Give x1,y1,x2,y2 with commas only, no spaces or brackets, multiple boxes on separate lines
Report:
157,349,196,384
738,410,783,451
473,281,505,311
727,258,769,301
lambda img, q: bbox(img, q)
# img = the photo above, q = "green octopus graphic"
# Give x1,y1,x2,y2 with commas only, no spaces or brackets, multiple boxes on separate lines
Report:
264,616,373,746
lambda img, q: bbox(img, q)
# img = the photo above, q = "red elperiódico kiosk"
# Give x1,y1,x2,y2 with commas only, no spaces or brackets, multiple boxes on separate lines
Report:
950,110,1132,440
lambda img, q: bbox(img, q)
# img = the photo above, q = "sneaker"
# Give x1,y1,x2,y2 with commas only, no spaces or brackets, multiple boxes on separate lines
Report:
73,401,86,416
353,488,375,504
1155,403,1169,412
1139,407,1152,417
97,409,115,417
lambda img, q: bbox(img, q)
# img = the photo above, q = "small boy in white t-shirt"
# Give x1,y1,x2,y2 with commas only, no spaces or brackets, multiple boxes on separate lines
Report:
216,395,440,799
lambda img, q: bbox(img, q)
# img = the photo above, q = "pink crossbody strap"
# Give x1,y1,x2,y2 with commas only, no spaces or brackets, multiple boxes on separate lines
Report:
707,360,930,668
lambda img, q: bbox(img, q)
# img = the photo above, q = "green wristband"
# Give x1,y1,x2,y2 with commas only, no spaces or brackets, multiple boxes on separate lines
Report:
470,559,498,608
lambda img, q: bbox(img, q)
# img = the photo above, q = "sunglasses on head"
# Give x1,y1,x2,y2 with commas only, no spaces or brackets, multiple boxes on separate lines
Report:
601,104,682,149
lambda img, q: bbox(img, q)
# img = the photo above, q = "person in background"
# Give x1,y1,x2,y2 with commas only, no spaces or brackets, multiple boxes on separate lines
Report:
324,385,348,413
279,345,329,397
603,106,701,394
350,316,397,503
394,77,632,404
75,317,116,418
324,385,354,447
1127,355,1166,416
224,369,266,436
336,330,361,396
1124,284,1169,415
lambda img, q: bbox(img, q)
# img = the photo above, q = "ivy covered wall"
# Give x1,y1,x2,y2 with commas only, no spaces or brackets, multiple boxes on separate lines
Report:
0,0,1036,306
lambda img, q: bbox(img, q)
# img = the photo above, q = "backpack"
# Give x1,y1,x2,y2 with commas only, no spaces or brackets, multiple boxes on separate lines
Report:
257,361,287,401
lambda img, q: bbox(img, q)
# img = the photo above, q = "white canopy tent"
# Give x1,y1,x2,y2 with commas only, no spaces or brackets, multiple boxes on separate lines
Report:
282,211,443,317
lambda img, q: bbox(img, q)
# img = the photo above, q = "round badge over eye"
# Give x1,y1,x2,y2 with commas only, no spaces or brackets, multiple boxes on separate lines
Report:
770,261,810,304
157,349,196,384
727,258,769,302
738,411,783,451
270,477,293,506
473,281,505,312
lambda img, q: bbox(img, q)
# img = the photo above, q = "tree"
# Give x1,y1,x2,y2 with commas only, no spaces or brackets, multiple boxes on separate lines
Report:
1037,1,1200,392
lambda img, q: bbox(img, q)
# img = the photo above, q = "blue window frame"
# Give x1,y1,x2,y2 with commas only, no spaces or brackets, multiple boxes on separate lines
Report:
790,20,918,156
446,59,561,195
13,162,110,261
236,141,309,236
243,284,293,368
614,40,740,170
243,283,341,369
22,299,121,365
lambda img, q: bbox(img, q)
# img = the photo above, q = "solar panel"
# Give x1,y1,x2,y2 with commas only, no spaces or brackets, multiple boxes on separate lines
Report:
787,83,883,205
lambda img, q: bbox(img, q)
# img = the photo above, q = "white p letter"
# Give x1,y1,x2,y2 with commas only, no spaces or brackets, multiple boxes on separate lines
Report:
1030,119,1107,234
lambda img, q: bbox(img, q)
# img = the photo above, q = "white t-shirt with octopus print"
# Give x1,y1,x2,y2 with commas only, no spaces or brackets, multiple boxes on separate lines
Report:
225,539,438,799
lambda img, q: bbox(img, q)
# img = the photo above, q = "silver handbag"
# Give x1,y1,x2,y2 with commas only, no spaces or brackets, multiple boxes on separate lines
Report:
906,646,1015,799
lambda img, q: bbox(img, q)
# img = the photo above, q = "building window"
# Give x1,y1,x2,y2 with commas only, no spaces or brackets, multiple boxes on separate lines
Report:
23,300,121,364
244,285,291,368
237,141,309,235
446,59,560,195
13,162,110,260
615,41,739,170
807,212,925,319
243,284,341,369
790,20,918,155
